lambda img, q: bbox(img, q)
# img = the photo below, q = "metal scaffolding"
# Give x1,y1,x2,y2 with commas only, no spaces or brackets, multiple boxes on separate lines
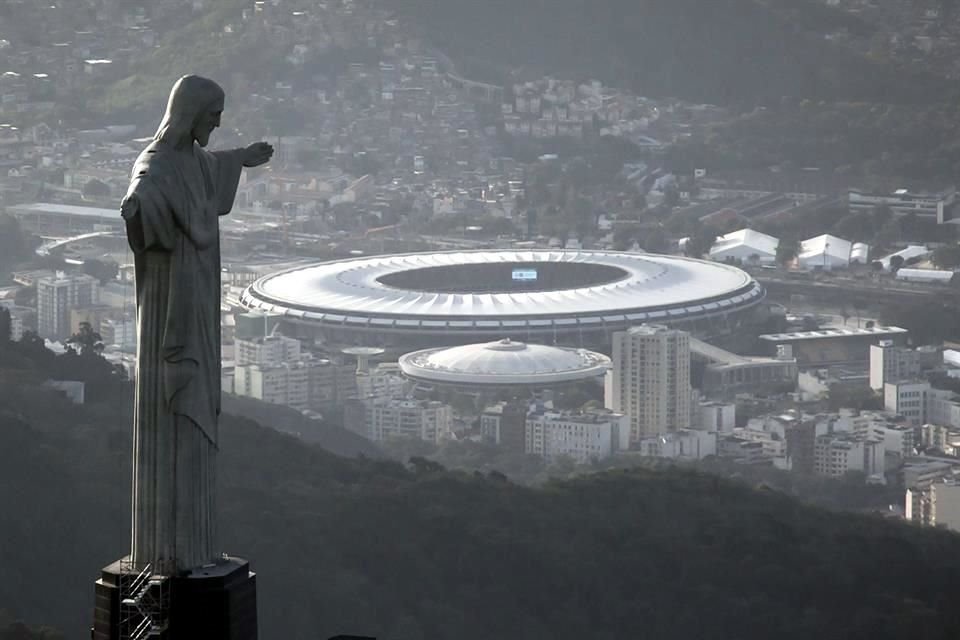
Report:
118,560,170,639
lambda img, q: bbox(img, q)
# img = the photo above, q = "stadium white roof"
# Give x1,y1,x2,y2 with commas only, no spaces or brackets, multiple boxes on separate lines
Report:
9,202,118,219
800,234,852,259
878,245,930,271
241,251,764,328
398,339,611,386
759,326,908,342
709,228,779,260
850,242,870,264
895,268,954,283
798,234,858,267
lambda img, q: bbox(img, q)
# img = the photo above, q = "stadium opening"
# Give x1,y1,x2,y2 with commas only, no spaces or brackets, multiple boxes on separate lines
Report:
240,250,766,351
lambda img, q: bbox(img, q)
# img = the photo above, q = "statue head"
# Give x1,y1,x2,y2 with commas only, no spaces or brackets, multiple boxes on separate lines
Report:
154,75,225,149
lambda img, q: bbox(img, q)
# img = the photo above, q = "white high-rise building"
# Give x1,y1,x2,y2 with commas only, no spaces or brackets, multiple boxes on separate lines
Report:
232,333,356,412
100,315,137,351
605,324,692,442
869,341,933,391
813,433,885,478
883,380,960,428
525,410,630,464
36,271,100,340
235,333,302,366
350,397,452,443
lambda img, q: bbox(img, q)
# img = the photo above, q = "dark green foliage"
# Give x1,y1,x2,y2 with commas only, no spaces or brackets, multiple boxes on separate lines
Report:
0,308,10,345
81,259,119,284
220,394,381,459
5,369,960,639
0,214,35,276
0,613,62,640
828,385,883,412
65,322,103,357
670,101,960,184
394,0,944,106
932,245,960,270
2,330,127,403
880,300,960,345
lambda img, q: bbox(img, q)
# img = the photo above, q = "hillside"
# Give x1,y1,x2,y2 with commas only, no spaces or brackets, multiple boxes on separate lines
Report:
3,374,960,639
392,0,947,106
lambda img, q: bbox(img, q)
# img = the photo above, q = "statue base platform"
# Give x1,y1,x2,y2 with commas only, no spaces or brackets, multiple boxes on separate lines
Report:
92,556,258,640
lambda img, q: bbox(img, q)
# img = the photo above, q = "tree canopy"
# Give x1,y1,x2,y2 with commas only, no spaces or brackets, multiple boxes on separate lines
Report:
4,344,960,638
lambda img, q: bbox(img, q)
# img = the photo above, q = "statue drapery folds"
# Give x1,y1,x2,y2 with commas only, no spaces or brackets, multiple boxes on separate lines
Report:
122,75,272,573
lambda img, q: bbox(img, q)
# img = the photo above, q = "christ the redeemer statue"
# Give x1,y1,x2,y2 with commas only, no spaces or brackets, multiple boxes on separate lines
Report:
121,75,272,574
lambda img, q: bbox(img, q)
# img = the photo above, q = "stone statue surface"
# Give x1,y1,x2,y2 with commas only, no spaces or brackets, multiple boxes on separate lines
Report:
121,75,272,574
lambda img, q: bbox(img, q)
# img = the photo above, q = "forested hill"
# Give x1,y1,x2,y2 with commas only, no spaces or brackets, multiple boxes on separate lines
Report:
392,0,946,105
3,377,960,639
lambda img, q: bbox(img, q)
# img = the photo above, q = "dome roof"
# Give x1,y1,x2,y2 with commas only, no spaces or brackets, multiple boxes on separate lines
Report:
398,339,611,386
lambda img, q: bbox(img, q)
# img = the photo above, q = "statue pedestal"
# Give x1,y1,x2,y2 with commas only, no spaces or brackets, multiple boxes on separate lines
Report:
92,557,257,640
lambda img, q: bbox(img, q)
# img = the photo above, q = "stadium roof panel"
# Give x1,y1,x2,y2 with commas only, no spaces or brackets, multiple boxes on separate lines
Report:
241,250,763,325
399,339,611,386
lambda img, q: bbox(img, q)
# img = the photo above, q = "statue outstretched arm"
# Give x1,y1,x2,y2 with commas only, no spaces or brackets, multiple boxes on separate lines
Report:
209,142,272,216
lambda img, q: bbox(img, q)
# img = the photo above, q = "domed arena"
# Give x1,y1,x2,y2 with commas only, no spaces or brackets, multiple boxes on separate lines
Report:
239,250,765,351
398,339,611,389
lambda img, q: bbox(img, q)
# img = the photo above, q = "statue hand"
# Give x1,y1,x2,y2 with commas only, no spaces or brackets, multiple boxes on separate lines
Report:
242,142,274,167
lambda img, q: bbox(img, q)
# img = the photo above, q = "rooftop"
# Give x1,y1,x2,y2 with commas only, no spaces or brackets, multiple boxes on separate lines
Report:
398,338,611,386
9,202,118,219
759,326,908,342
709,228,779,257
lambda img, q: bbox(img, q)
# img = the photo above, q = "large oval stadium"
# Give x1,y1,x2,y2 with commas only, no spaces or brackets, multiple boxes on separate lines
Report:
239,250,765,351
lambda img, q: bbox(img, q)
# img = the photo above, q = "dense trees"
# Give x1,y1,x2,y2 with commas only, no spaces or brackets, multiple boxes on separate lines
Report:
0,214,35,276
81,259,119,284
932,245,960,270
6,388,960,639
2,329,126,403
672,101,960,185
776,236,801,266
65,322,103,357
880,300,960,345
5,340,960,638
0,614,62,640
395,0,944,107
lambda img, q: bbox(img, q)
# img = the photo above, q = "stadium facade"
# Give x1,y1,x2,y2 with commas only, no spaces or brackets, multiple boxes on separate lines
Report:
240,250,766,351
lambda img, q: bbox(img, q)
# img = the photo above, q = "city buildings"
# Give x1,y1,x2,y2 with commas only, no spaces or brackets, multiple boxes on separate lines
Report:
479,401,527,452
636,429,716,460
99,315,137,351
905,461,960,528
813,433,885,479
884,380,960,428
869,341,938,391
36,271,100,340
919,423,960,456
606,325,692,442
692,336,798,395
759,326,909,367
346,397,453,443
232,333,356,414
698,401,736,432
525,409,630,464
848,187,957,224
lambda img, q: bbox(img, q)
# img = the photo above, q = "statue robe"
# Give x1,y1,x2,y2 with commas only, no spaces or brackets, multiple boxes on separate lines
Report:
123,140,244,574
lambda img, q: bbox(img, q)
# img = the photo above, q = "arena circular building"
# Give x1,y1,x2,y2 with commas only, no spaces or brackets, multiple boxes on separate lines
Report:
399,339,611,389
240,250,765,351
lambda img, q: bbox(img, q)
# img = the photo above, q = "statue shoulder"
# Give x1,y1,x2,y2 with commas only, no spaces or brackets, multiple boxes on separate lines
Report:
131,142,178,180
